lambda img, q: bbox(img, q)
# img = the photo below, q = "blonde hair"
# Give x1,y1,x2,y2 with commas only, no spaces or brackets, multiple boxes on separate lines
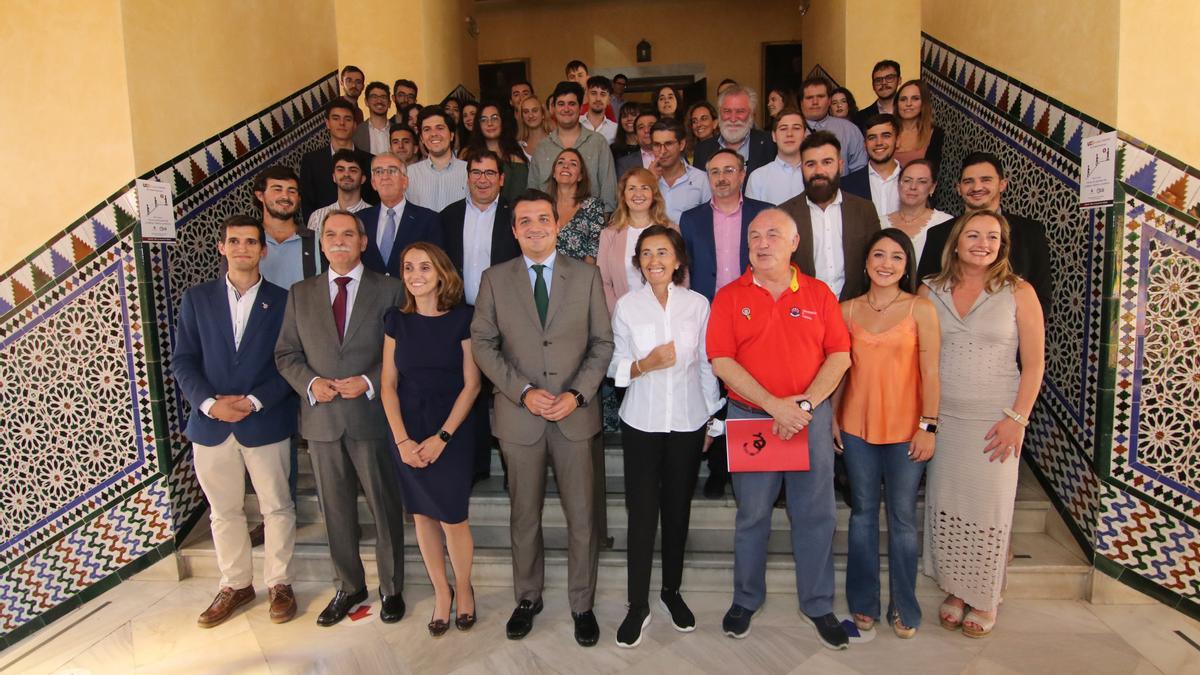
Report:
608,168,671,231
928,209,1021,293
518,97,552,142
398,242,464,313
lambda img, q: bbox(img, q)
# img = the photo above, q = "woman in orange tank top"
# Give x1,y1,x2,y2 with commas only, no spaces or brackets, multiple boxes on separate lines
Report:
833,228,941,639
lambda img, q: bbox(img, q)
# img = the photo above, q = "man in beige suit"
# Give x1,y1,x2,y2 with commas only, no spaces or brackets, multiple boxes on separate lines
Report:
471,189,614,647
778,131,881,301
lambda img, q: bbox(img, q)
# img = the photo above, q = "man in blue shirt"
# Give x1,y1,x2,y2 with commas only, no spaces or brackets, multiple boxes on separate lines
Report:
801,77,867,175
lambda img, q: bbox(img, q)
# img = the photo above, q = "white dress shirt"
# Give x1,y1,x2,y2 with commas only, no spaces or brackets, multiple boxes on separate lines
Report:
524,251,556,295
659,164,712,225
608,283,723,433
200,274,265,417
867,161,901,221
581,115,618,144
306,263,374,405
745,156,805,205
462,198,499,305
808,190,846,297
367,122,390,154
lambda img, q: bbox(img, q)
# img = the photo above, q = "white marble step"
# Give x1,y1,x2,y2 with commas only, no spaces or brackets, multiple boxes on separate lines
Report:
177,524,1090,600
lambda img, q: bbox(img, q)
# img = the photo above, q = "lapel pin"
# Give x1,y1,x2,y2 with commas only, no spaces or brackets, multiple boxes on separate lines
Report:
261,302,269,310
741,307,752,321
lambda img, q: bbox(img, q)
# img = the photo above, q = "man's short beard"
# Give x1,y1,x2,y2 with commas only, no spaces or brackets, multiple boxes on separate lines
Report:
265,204,297,221
721,121,751,145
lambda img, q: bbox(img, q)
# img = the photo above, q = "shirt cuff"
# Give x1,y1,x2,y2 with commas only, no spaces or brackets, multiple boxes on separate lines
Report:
706,418,726,438
245,395,263,412
306,377,319,406
200,398,217,418
362,375,375,400
613,358,634,388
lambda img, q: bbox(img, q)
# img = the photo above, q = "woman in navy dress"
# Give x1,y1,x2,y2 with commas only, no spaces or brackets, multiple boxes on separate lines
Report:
381,242,481,637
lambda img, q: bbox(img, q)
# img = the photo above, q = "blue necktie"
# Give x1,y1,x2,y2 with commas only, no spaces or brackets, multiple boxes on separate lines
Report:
380,208,398,265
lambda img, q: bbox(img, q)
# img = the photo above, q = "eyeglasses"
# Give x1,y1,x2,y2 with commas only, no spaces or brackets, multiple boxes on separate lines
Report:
372,167,403,176
469,169,500,179
706,166,741,177
873,74,900,85
478,114,501,124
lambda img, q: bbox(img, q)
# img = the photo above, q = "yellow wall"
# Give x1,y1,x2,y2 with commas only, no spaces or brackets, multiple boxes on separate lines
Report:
921,0,1120,124
476,0,803,105
800,0,846,85
335,0,478,106
845,0,921,105
0,0,136,272
1118,0,1200,167
121,0,338,173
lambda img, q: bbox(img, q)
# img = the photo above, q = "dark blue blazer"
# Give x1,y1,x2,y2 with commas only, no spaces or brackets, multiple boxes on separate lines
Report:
358,202,443,277
841,166,871,201
679,197,772,301
171,278,296,447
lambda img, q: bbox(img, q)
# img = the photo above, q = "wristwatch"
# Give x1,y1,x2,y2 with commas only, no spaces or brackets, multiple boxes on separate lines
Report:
797,399,813,412
437,429,453,442
918,420,938,434
519,385,534,409
568,389,587,408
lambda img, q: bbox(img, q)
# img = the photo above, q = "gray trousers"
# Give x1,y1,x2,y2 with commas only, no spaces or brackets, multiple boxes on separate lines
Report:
501,423,599,613
308,437,406,596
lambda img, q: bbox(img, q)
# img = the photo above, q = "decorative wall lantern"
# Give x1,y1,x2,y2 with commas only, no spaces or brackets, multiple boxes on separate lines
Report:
637,39,652,63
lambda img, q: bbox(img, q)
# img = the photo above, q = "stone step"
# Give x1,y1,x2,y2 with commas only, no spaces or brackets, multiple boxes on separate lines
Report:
177,523,1090,600
245,465,1052,535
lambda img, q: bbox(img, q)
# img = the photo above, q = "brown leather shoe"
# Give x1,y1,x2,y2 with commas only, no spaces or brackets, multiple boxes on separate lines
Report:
269,584,297,624
197,586,255,628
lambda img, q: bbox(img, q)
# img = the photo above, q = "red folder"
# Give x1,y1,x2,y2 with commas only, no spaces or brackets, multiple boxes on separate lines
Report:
726,417,810,472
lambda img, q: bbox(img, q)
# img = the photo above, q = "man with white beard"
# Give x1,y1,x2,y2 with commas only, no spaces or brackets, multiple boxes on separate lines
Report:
692,85,777,181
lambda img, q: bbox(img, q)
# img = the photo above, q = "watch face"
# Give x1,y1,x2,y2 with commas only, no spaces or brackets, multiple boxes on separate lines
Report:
798,400,813,412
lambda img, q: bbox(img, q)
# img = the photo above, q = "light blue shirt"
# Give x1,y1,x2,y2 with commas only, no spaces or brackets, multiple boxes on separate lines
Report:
805,114,867,175
406,157,468,212
659,164,712,224
376,199,406,256
718,135,752,163
524,251,557,297
260,233,307,288
462,198,499,305
745,157,805,205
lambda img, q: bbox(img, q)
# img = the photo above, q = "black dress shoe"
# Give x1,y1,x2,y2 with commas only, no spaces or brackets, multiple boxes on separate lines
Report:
703,473,726,499
572,610,600,647
380,591,406,623
316,588,368,627
505,599,543,639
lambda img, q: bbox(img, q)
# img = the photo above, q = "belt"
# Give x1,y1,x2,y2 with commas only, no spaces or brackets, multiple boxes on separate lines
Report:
729,399,768,415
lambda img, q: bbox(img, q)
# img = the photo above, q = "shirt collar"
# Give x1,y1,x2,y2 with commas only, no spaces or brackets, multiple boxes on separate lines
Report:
466,197,499,216
747,264,802,292
868,161,901,180
524,250,557,272
224,273,263,300
381,199,407,216
773,155,802,170
329,263,364,283
711,196,743,216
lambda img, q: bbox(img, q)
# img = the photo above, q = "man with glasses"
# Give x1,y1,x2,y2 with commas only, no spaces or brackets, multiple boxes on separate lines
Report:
392,79,418,111
652,118,710,223
854,60,901,130
353,82,393,155
356,153,442,278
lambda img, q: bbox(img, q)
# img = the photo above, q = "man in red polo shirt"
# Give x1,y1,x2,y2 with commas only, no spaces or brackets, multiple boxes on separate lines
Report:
706,208,852,650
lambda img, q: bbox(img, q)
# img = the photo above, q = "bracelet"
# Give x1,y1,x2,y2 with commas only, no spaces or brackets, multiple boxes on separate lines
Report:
632,359,642,376
1002,407,1029,427
396,437,410,444
919,415,939,422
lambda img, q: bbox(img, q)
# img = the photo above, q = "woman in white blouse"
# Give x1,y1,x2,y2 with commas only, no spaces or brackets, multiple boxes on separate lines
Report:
608,225,722,649
886,159,954,271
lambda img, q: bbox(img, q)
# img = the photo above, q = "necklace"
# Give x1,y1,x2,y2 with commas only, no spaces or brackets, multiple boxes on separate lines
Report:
893,208,930,226
865,287,904,312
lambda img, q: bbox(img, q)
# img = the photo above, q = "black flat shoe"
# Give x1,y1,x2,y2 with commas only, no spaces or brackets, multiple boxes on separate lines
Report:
316,588,368,627
455,584,477,631
380,590,406,624
572,610,600,647
428,588,453,637
505,598,543,640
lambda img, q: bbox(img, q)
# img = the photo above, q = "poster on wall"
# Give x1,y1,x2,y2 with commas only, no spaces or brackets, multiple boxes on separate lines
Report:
135,178,177,242
1079,131,1117,208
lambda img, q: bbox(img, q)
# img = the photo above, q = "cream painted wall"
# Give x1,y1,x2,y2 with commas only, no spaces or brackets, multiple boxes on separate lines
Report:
921,0,1120,124
0,0,136,272
1118,0,1200,167
845,0,920,106
121,0,338,174
476,0,803,105
334,0,477,106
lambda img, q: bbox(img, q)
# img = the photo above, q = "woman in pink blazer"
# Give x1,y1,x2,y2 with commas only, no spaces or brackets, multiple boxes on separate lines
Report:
597,168,682,313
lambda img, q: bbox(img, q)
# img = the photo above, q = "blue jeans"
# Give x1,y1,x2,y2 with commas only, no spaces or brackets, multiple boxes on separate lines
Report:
842,432,925,628
730,401,836,617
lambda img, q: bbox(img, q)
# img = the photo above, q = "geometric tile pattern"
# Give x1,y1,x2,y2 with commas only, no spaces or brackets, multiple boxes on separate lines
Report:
0,73,337,647
923,32,1200,615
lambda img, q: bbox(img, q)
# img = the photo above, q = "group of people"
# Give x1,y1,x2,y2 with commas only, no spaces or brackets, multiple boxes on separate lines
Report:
171,56,1050,653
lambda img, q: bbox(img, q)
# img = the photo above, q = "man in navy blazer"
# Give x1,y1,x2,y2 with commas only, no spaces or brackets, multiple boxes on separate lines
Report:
678,148,770,499
172,215,298,629
357,152,442,278
692,85,777,178
680,149,772,302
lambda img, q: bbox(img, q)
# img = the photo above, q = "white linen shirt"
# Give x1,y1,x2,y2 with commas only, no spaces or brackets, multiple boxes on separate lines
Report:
867,161,901,221
808,190,846,297
462,198,499,305
745,156,805,205
608,283,723,433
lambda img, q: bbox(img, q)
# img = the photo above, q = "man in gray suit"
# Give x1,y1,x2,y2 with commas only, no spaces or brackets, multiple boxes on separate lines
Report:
471,189,614,647
274,209,407,627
